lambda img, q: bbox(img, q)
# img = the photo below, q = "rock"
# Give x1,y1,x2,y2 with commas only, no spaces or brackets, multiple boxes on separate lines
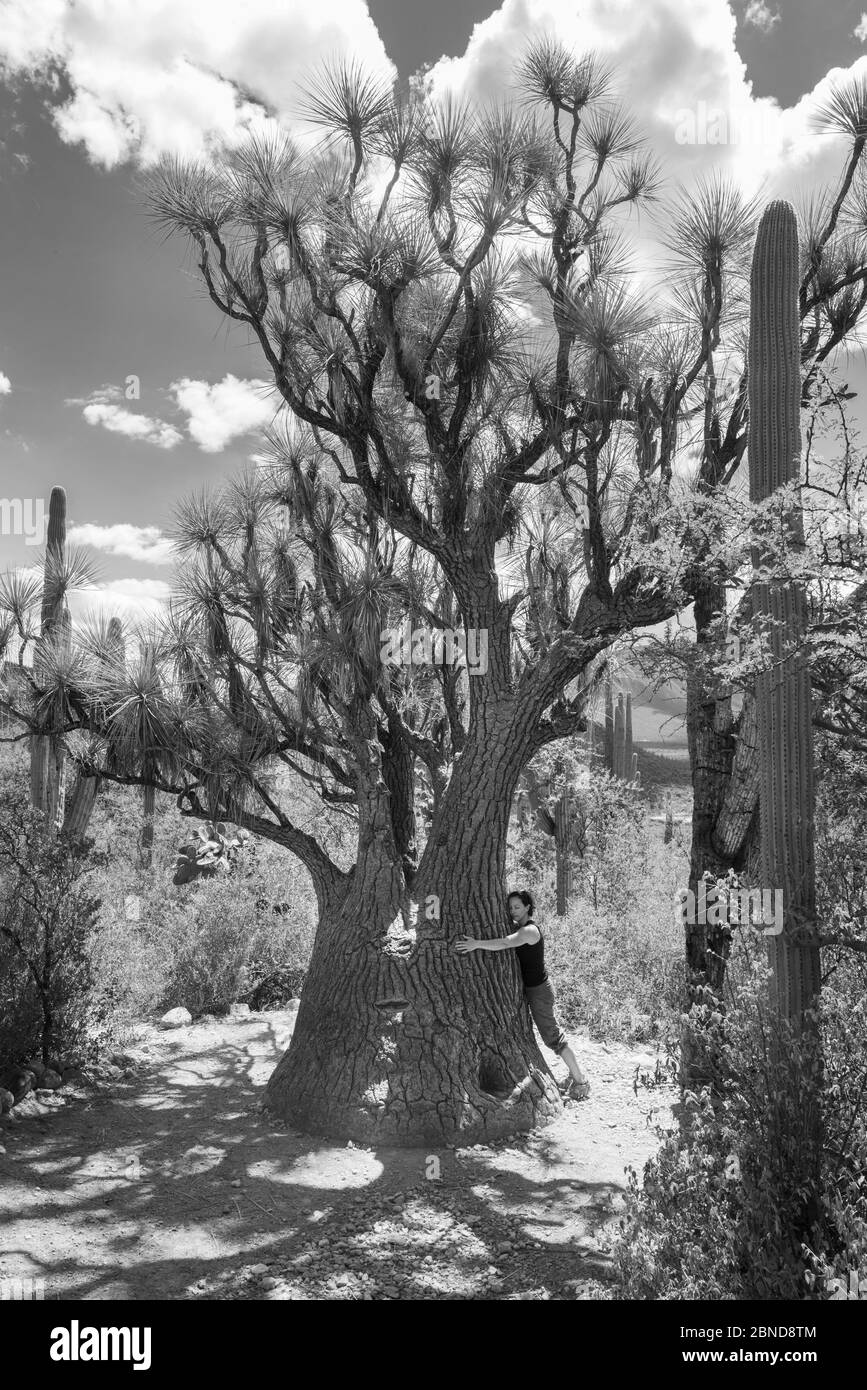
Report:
25,1059,47,1083
0,1144,6,1155
61,1067,87,1085
158,1007,192,1029
261,1275,279,1290
110,1052,136,1069
230,1178,242,1188
34,1090,65,1105
0,1066,34,1103
39,1069,62,1091
229,1003,250,1018
12,1094,51,1118
249,1263,270,1276
0,1088,15,1114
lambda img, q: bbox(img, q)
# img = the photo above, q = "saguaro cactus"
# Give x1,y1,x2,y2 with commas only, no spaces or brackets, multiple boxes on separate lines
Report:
516,767,582,916
599,685,639,783
748,201,820,1025
603,682,614,772
613,694,625,778
663,791,674,844
30,486,67,828
625,692,634,773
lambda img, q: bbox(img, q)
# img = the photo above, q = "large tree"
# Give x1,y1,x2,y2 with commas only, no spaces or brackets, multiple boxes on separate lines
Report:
134,43,700,1145
2,42,779,1143
139,44,782,1142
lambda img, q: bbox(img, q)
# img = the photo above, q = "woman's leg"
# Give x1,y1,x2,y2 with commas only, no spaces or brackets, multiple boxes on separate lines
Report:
558,1043,591,1096
524,982,590,1096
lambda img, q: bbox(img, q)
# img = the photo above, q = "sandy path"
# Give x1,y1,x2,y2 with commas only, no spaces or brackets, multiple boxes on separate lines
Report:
0,1010,674,1300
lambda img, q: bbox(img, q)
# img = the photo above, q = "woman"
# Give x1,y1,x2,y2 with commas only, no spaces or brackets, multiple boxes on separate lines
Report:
454,889,591,1101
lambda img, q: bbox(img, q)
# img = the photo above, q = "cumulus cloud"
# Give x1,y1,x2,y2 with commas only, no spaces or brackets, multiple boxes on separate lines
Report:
8,568,171,635
0,0,858,220
68,385,182,448
69,578,172,626
421,0,855,201
0,372,10,394
170,374,279,452
742,1,780,33
0,0,394,167
67,523,176,565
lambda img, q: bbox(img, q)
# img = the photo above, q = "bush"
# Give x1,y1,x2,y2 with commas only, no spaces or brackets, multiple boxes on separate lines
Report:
244,960,307,1010
132,872,314,1019
0,775,103,1070
615,932,867,1300
82,804,317,1026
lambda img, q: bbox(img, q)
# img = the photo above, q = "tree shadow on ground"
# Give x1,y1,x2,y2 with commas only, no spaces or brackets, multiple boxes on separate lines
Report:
0,1011,665,1300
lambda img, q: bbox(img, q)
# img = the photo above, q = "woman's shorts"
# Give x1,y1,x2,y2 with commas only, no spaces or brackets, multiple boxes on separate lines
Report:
524,979,568,1054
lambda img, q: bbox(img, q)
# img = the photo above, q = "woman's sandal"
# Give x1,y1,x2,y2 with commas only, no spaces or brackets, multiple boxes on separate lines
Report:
565,1078,591,1102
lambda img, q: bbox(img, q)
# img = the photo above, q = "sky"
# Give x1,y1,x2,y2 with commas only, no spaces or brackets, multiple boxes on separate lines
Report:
1,0,866,629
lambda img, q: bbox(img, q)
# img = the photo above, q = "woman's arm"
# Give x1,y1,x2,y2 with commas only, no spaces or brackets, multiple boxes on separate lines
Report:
454,925,540,954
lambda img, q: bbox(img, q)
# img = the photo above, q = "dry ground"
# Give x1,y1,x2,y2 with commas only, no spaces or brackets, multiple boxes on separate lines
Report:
0,1008,675,1301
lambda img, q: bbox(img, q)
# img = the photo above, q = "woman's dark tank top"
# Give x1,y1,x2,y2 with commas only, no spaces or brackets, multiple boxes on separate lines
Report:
515,918,548,987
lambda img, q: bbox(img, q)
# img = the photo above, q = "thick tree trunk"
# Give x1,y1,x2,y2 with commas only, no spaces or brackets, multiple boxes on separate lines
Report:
685,663,736,998
62,772,100,844
554,792,572,916
682,581,759,1095
264,713,561,1145
686,582,760,992
140,784,155,868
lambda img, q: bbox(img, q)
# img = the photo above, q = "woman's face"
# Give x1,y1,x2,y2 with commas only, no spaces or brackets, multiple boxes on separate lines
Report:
508,897,529,926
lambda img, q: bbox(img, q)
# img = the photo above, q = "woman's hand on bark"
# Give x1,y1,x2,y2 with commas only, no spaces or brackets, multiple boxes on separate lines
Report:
454,936,478,954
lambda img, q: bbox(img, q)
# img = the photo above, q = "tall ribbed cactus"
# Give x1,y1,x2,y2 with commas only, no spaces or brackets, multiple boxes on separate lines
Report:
516,766,581,916
599,685,639,783
603,682,614,771
748,201,820,1024
30,487,67,829
625,693,633,775
614,693,625,778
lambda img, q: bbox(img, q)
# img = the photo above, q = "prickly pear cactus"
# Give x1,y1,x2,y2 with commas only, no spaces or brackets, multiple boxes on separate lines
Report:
172,821,250,886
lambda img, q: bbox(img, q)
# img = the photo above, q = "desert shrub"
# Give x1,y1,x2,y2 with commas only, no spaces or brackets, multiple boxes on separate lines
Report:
84,804,318,1025
244,960,307,1010
158,907,259,1017
0,775,103,1069
123,865,314,1019
615,931,867,1300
